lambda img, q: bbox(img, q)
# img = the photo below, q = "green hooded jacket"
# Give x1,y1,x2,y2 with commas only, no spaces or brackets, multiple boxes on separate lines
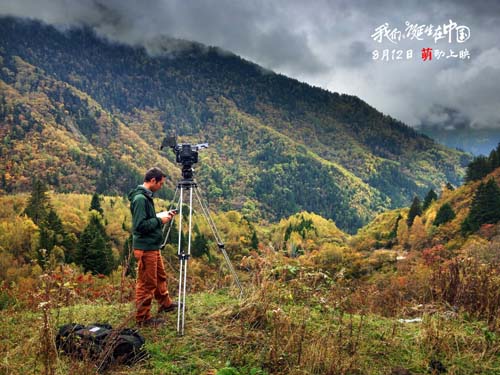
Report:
128,185,163,250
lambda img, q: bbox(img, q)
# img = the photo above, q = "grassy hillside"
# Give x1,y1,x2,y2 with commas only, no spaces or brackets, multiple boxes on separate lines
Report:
1,170,499,374
1,256,499,375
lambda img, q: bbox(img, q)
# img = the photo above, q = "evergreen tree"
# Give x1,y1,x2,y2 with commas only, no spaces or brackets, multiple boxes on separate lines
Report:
465,155,491,182
43,209,73,263
24,180,72,268
90,193,104,215
251,230,259,250
464,144,500,183
461,179,500,234
24,179,51,225
433,203,456,226
192,225,210,258
1,174,6,191
407,196,422,227
284,224,293,243
422,189,438,210
76,214,114,275
496,143,500,167
46,209,64,235
488,147,499,170
37,226,52,268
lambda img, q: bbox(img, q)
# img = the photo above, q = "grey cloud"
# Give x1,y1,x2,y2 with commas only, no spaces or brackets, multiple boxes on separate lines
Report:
1,0,499,129
344,41,371,68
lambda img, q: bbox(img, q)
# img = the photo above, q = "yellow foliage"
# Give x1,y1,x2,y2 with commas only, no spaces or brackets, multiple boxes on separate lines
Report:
273,211,348,252
314,243,345,265
0,216,38,258
408,216,427,250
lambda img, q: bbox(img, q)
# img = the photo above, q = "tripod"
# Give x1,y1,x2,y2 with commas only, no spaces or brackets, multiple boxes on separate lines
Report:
161,174,243,336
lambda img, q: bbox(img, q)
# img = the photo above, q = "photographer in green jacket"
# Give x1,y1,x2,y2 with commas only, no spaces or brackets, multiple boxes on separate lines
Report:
128,167,178,326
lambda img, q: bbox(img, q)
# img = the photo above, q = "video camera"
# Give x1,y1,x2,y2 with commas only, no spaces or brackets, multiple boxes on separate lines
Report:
160,135,208,181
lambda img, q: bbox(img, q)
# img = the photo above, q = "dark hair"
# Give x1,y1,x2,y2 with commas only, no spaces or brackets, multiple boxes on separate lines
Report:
144,167,167,182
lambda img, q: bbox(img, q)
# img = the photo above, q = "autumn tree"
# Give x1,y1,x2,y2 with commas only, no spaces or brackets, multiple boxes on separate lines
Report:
396,219,409,249
408,216,427,250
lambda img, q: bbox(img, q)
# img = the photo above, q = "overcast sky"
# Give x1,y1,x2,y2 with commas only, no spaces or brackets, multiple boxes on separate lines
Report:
1,0,499,129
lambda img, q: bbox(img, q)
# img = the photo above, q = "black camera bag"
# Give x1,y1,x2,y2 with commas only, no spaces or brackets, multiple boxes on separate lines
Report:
56,323,146,370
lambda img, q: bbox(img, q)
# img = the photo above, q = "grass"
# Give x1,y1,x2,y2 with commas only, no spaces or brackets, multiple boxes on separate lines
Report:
1,281,499,375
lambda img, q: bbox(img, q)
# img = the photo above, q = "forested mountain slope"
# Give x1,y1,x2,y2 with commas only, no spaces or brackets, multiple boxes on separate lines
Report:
0,17,470,232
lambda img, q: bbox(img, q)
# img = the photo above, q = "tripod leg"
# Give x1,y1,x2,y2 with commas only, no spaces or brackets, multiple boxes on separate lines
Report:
193,186,244,296
177,186,184,334
180,187,193,335
179,257,188,335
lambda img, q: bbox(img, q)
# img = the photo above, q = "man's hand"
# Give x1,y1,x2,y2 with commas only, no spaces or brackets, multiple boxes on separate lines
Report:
161,209,178,224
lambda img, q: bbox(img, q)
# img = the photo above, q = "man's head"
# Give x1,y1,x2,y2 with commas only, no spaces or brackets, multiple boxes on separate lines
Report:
143,167,167,192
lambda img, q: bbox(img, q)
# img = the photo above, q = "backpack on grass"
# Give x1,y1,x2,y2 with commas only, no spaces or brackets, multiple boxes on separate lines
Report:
56,323,147,371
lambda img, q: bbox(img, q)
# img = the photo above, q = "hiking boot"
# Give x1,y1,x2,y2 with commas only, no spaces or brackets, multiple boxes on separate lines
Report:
137,317,165,327
158,302,182,314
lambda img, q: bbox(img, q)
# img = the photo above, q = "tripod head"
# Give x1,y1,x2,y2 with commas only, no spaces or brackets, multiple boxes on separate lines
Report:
160,135,208,181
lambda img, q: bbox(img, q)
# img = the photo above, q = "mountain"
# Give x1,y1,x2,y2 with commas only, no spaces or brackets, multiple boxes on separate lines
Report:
417,123,500,156
0,17,471,233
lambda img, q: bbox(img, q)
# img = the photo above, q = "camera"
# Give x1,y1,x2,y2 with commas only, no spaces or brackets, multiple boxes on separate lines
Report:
160,135,208,181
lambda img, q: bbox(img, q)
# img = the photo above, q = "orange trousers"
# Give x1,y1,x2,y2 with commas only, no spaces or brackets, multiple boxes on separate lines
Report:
134,249,172,322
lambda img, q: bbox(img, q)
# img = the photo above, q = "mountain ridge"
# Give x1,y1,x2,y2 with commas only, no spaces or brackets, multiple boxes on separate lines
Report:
0,16,470,232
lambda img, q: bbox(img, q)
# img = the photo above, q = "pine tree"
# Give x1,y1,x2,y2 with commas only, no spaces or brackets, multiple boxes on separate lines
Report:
488,147,499,170
77,214,114,275
465,156,491,182
24,179,51,225
39,209,73,265
433,203,456,226
496,143,500,168
461,179,500,234
251,230,259,250
24,181,71,268
422,189,438,210
407,196,422,227
90,193,104,215
192,225,210,258
46,209,64,235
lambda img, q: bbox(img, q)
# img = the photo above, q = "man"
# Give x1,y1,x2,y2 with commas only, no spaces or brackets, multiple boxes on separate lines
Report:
128,167,179,326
